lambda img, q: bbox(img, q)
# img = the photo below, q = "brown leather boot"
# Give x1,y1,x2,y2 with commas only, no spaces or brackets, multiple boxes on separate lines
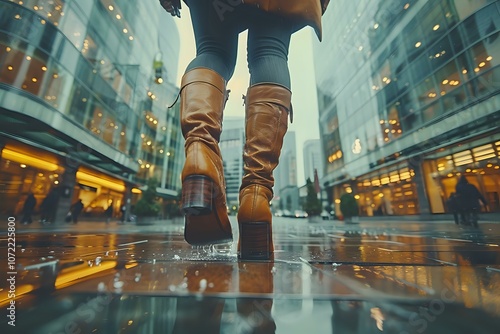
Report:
180,67,232,245
237,84,291,260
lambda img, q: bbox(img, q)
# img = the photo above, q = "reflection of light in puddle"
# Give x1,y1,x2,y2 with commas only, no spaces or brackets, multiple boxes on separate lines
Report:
370,307,385,331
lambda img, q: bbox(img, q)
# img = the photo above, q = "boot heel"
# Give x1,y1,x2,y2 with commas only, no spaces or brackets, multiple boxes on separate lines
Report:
182,175,213,215
240,222,270,260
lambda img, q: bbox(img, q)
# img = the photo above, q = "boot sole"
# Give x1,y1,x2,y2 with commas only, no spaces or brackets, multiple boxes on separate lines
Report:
239,222,271,260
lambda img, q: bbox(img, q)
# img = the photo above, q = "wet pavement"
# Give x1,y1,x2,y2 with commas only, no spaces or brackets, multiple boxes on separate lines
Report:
1,217,500,333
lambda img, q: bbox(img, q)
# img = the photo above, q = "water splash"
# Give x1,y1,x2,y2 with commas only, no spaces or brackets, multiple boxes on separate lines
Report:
97,282,106,292
199,279,207,292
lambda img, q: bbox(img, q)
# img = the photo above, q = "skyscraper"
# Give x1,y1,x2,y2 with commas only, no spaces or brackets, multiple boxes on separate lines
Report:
219,117,245,212
314,0,500,216
274,131,298,195
303,139,323,184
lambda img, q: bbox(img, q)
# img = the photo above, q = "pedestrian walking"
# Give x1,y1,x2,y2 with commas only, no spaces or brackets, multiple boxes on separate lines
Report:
160,0,329,259
446,192,460,225
21,192,37,224
455,176,488,226
120,204,127,224
105,201,114,223
40,189,58,224
70,199,84,224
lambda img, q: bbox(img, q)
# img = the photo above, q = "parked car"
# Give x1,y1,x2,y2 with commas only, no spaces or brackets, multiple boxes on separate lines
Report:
274,210,284,217
321,210,336,220
294,210,309,218
282,210,293,218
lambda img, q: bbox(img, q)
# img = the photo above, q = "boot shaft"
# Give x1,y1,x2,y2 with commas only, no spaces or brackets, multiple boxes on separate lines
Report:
180,68,228,151
241,84,291,192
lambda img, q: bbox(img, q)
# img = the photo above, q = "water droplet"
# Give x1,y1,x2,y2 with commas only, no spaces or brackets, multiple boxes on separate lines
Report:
49,250,55,254
169,284,176,292
97,282,106,292
134,273,141,282
271,267,277,274
21,249,25,252
199,279,207,292
87,260,93,267
153,259,156,264
114,281,124,289
173,255,181,260
95,256,102,265
105,251,109,256
195,270,199,276
208,282,214,288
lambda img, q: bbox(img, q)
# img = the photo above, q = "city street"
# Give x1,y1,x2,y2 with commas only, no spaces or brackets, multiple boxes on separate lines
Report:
1,217,500,333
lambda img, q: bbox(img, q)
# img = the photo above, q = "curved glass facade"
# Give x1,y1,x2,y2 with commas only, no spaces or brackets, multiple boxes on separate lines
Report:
314,0,500,216
0,0,183,220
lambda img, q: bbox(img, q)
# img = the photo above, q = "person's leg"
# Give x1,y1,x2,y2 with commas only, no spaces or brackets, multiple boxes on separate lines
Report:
247,13,293,88
184,0,241,81
238,15,294,259
178,1,246,245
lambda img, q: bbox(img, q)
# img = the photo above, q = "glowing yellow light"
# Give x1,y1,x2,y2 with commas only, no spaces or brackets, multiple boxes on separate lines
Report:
108,5,114,10
55,262,116,288
7,65,13,71
415,41,422,48
76,171,125,192
116,14,121,19
2,148,59,171
132,188,142,194
433,24,440,31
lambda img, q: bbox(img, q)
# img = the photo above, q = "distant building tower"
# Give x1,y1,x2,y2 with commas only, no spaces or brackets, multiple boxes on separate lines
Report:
274,131,298,195
303,139,323,183
219,117,245,212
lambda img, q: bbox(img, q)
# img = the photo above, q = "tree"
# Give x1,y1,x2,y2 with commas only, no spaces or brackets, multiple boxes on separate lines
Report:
339,193,359,218
133,178,161,217
303,178,322,216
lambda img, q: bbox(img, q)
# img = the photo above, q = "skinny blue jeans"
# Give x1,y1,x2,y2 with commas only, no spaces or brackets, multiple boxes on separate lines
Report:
184,0,293,89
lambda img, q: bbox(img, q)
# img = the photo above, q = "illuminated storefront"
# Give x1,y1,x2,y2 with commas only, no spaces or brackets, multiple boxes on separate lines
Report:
0,0,184,221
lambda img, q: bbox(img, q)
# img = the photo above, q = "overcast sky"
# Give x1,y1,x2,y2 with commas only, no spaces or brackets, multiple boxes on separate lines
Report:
173,10,320,186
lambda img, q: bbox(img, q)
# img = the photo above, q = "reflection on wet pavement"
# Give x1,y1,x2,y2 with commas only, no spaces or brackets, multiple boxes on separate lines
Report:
1,218,500,333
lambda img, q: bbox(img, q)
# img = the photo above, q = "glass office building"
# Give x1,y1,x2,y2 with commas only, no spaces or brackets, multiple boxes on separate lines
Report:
314,0,500,216
220,117,245,214
0,0,183,221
